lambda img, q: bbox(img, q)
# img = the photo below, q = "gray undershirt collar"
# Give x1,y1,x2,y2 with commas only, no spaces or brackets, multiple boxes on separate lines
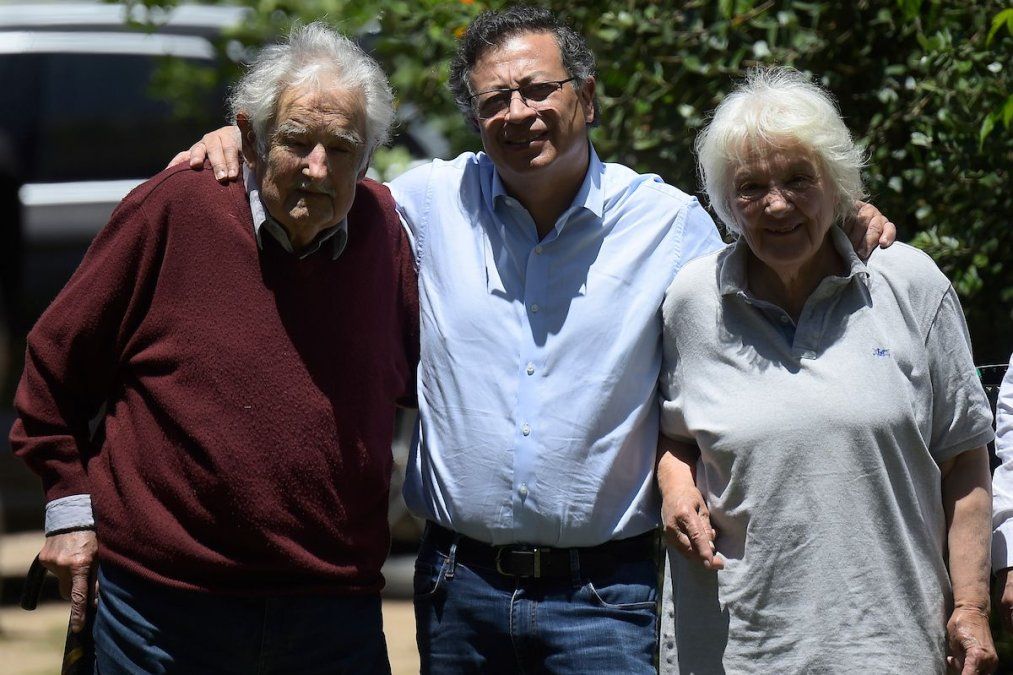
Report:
243,165,347,260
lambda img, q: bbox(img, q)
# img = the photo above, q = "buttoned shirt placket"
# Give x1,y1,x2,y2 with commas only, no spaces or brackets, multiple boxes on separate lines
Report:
488,187,587,535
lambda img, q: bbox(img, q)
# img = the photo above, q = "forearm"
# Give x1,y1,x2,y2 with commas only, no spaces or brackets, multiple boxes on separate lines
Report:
943,446,992,611
656,434,700,495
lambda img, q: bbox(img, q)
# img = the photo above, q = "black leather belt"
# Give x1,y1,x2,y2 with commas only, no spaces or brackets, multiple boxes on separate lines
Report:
424,522,657,579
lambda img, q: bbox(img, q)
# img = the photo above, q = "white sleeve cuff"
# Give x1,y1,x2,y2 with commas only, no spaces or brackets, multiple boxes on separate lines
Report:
45,494,95,534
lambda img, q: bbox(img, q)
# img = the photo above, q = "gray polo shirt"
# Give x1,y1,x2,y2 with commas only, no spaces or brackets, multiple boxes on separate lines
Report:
658,227,994,674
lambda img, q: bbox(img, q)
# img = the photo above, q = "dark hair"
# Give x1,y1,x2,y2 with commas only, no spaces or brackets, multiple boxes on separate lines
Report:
448,5,600,129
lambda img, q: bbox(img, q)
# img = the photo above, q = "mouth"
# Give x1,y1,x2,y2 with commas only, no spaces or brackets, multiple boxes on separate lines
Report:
503,131,549,147
296,184,335,198
764,223,802,235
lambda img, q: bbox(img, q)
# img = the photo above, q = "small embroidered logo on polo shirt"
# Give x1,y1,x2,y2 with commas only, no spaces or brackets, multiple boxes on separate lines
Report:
872,347,891,357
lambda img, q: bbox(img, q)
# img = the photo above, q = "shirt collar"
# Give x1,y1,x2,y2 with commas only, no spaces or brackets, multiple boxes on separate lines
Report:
717,225,870,297
243,165,348,261
485,141,605,221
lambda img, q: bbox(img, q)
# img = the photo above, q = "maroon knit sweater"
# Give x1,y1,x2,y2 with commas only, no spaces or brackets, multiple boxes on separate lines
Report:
10,163,419,595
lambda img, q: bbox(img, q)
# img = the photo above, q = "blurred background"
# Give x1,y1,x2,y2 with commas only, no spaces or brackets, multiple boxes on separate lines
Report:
0,0,1010,672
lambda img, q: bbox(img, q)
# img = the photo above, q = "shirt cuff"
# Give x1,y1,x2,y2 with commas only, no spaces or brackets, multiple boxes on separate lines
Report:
45,494,95,534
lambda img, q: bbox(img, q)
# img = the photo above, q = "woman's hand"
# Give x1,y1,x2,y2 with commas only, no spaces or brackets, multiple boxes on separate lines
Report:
660,483,724,570
656,435,724,570
945,606,997,674
165,126,243,181
941,446,995,674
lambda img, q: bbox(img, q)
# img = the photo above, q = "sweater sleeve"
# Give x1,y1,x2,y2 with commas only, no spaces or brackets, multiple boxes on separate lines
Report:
9,188,164,502
395,214,420,409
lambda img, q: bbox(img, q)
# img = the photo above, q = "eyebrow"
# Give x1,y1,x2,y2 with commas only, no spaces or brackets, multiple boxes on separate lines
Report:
273,121,364,146
473,71,560,94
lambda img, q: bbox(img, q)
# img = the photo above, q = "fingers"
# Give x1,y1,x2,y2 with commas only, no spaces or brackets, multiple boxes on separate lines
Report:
37,531,99,630
686,511,725,570
201,127,242,181
947,607,998,674
68,563,92,633
166,151,192,170
665,506,724,570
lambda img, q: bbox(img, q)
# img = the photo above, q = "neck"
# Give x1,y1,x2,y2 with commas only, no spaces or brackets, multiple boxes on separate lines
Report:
746,235,845,321
500,145,590,240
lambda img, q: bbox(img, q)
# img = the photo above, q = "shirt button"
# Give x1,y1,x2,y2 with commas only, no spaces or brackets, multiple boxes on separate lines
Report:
521,424,531,436
779,315,790,323
534,245,543,255
526,363,535,375
519,483,529,497
530,304,540,313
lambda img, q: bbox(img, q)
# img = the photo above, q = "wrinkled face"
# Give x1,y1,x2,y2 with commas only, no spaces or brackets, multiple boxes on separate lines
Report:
246,83,368,243
731,143,838,273
469,31,595,190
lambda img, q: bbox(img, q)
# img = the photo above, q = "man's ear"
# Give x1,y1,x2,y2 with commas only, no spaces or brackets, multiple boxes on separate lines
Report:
580,77,596,126
236,113,259,170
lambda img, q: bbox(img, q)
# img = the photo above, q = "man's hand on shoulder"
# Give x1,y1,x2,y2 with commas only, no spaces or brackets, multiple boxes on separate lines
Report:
39,530,98,633
165,126,243,182
845,201,896,260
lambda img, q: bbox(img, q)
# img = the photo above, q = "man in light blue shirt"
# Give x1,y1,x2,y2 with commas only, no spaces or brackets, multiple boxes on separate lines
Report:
389,11,722,670
186,7,892,671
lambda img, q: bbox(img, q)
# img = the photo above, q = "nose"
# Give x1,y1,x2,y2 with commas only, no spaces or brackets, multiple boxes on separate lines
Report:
303,143,329,181
764,186,792,215
504,90,536,122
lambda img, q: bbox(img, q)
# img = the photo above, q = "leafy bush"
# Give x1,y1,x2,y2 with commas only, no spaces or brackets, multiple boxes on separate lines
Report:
120,0,1011,360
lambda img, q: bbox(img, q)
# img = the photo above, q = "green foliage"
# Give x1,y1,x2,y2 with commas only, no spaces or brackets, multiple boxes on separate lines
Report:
120,0,1011,361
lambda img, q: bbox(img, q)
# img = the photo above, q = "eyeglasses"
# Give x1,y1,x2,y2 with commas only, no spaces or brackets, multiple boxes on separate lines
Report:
470,78,577,120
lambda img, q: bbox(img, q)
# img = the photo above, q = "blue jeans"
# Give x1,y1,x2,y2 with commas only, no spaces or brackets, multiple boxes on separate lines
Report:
93,565,390,674
413,530,659,674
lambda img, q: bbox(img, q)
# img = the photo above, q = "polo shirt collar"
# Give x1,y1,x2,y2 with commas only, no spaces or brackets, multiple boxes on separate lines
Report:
243,165,348,260
717,225,870,298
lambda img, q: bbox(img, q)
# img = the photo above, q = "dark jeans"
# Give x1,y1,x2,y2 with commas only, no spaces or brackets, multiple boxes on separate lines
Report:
413,529,659,674
93,565,390,674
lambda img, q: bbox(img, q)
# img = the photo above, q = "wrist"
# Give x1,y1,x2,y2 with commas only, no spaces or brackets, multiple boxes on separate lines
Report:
952,599,990,616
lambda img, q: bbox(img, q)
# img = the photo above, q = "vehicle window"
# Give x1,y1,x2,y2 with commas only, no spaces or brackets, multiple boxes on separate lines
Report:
0,52,229,183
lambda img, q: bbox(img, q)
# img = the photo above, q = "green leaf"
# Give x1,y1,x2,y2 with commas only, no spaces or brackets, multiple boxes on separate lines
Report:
979,112,997,149
986,8,1013,46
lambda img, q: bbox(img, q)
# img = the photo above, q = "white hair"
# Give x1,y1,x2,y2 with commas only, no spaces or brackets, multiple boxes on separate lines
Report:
229,22,394,160
695,66,866,235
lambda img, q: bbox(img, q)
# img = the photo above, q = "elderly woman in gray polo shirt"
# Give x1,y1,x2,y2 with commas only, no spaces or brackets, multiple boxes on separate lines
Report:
656,67,996,674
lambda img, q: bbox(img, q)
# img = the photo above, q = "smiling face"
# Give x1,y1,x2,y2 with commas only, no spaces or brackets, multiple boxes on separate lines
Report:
468,31,595,195
731,143,838,276
241,82,368,248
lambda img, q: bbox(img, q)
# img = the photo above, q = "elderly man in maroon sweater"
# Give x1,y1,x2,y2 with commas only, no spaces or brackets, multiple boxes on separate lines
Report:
9,23,417,673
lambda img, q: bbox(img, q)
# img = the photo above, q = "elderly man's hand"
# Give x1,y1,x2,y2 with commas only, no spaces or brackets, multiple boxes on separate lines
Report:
845,201,896,260
165,126,243,182
945,606,998,674
39,530,99,633
661,485,725,570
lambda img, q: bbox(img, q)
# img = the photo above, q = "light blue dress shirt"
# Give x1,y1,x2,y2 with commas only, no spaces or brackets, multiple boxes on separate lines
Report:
388,145,724,547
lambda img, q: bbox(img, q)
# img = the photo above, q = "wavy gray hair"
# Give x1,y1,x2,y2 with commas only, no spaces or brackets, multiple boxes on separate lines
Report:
695,66,867,235
229,22,394,161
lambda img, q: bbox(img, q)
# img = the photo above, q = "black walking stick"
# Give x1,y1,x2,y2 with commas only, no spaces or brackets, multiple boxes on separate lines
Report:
20,554,96,675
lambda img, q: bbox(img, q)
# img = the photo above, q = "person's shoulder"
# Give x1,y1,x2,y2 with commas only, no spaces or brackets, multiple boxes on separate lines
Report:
390,151,482,186
601,160,695,206
351,178,400,232
123,161,237,209
867,240,951,293
666,245,727,299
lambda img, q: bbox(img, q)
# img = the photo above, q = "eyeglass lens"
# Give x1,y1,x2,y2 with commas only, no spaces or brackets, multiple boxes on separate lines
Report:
475,81,567,119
